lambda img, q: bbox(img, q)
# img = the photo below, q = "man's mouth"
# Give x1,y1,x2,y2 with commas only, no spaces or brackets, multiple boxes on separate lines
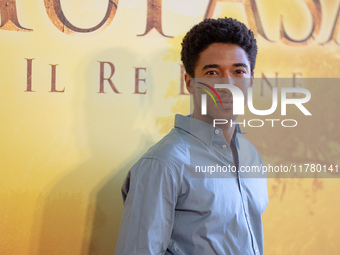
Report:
220,97,233,105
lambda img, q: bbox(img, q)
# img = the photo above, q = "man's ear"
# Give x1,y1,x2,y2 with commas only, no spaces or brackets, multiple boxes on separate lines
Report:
250,73,254,87
184,73,193,94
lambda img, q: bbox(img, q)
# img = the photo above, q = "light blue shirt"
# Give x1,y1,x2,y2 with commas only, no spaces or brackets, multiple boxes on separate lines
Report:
115,114,268,255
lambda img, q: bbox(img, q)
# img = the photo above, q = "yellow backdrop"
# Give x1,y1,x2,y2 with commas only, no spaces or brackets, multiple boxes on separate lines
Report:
1,0,340,254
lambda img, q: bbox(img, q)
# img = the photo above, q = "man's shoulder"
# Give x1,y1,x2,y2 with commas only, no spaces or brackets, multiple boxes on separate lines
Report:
125,127,189,192
141,127,190,165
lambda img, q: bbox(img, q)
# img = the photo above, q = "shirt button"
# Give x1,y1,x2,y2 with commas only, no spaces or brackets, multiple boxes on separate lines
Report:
222,144,227,149
214,129,219,134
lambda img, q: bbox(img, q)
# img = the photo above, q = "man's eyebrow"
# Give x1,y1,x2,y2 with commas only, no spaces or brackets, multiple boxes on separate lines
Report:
202,63,249,70
202,64,219,70
233,63,248,68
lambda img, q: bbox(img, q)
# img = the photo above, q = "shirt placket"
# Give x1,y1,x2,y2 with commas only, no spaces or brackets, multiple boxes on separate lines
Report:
231,134,261,255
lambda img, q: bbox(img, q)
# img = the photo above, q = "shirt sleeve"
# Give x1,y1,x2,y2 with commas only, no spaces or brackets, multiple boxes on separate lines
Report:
114,158,178,255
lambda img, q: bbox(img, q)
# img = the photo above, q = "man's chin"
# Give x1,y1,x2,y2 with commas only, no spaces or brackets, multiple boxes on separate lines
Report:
212,115,237,122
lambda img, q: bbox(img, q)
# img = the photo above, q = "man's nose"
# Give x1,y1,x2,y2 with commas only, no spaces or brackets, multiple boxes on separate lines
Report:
215,74,233,93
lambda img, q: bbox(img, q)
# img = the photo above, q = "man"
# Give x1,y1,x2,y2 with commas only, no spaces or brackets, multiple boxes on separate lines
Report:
115,17,268,255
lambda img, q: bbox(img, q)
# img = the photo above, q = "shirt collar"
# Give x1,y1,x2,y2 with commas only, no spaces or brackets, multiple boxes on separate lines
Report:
174,114,243,146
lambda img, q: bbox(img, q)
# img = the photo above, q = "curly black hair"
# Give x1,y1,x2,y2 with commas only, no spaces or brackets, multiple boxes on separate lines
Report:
181,17,257,77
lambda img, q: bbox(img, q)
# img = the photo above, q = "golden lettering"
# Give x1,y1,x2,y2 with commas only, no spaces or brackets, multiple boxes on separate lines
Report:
138,0,172,37
292,72,303,96
98,61,120,94
49,64,65,92
280,0,322,45
43,0,118,34
260,72,278,96
134,67,147,94
0,0,32,31
25,58,35,92
322,2,340,44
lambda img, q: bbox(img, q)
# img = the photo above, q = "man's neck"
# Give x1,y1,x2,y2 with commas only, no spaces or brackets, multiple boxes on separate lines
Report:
219,124,236,145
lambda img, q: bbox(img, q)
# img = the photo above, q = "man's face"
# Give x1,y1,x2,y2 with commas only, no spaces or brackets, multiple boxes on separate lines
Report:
185,43,253,124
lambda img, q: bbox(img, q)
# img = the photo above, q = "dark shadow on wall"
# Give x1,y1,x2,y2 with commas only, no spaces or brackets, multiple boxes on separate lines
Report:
81,135,155,255
82,138,152,255
29,138,154,255
29,47,167,255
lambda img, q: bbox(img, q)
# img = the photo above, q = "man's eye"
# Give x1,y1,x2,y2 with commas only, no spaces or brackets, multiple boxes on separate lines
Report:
234,70,246,74
206,70,218,75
